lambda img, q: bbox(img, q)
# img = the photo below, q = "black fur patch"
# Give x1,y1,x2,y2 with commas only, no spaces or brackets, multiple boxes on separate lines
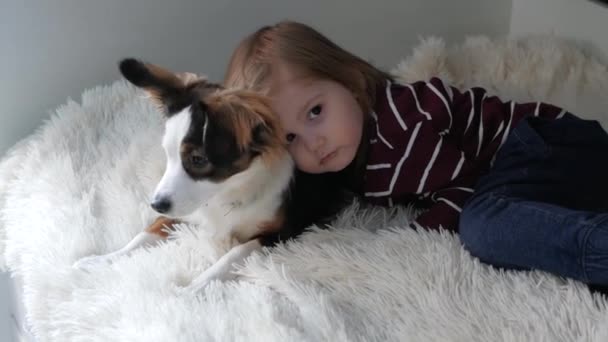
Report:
180,102,250,183
260,170,355,246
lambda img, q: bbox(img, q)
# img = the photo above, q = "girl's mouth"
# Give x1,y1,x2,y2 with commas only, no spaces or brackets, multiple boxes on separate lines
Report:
320,150,337,165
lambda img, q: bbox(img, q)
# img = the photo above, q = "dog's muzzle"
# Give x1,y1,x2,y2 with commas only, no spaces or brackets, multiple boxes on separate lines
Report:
150,197,172,214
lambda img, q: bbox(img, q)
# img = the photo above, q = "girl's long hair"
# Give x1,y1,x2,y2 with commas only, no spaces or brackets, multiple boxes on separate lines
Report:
223,20,391,116
224,20,391,194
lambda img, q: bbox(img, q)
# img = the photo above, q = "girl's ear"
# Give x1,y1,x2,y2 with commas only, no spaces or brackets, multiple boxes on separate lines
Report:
119,58,191,115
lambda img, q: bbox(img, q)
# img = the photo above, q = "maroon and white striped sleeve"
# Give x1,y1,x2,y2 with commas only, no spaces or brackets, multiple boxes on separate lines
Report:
427,77,572,161
365,77,572,231
413,185,475,231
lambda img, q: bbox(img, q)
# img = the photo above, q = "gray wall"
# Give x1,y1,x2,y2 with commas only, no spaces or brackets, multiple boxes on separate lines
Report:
0,273,12,341
0,0,513,340
0,0,513,157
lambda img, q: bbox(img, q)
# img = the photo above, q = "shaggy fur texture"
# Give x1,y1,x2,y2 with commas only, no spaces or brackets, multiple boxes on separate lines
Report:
1,35,608,341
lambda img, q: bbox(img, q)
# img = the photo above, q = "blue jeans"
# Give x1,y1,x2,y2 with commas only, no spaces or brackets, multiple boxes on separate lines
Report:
460,114,608,285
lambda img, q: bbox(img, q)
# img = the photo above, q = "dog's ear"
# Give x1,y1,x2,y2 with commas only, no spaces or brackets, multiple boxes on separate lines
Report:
234,92,287,155
205,90,284,152
119,58,194,115
211,90,288,166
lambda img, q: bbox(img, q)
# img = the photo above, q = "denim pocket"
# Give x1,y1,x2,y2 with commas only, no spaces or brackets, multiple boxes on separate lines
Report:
511,117,552,158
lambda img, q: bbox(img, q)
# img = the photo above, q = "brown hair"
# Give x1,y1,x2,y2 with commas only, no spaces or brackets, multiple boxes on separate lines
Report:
223,20,391,116
224,21,392,193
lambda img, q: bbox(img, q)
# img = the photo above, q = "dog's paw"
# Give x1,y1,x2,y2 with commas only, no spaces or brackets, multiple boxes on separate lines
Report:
73,254,114,271
172,274,219,296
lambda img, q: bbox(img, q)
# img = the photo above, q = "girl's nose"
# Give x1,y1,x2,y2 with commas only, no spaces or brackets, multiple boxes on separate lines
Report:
304,135,325,154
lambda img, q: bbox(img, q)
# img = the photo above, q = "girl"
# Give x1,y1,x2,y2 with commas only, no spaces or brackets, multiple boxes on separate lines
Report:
223,21,608,287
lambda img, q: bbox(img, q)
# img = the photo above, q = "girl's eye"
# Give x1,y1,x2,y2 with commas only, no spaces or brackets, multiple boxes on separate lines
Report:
307,105,322,120
190,154,208,167
285,133,296,143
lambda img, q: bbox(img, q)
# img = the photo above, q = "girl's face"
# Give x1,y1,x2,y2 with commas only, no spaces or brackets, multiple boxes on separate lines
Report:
270,63,364,174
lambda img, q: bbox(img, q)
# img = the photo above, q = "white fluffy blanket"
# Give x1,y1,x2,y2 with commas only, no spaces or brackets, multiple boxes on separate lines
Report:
2,35,608,341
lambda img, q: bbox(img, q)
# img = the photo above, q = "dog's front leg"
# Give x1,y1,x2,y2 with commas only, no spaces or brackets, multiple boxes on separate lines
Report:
181,238,262,293
73,216,178,270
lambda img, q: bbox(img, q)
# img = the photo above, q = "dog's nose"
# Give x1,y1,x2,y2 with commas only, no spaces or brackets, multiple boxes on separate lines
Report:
150,198,171,213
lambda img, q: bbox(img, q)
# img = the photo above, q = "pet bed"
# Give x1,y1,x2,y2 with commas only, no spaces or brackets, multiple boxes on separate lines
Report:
2,35,608,341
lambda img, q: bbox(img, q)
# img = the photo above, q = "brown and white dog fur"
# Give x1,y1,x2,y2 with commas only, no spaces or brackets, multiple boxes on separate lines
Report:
73,59,349,292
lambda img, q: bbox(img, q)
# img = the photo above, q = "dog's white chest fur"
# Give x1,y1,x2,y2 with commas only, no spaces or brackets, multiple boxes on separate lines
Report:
186,155,294,242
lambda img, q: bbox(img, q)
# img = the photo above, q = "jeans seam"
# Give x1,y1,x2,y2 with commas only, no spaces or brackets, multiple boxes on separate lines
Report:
580,224,595,283
487,192,570,221
511,121,550,157
489,192,608,227
512,129,529,147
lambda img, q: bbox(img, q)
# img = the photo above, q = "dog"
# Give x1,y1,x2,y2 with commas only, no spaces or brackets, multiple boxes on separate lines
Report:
73,59,350,292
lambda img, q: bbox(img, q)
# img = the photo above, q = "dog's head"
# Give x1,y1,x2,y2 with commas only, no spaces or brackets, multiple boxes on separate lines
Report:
119,58,287,217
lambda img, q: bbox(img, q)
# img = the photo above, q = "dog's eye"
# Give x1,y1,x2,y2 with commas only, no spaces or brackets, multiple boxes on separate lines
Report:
189,154,208,167
285,133,296,143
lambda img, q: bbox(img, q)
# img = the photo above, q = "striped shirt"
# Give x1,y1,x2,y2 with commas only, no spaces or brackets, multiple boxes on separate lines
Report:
363,78,569,231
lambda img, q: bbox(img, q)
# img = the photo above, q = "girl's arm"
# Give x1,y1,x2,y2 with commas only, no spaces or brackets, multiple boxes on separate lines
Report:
412,185,474,231
376,78,573,231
